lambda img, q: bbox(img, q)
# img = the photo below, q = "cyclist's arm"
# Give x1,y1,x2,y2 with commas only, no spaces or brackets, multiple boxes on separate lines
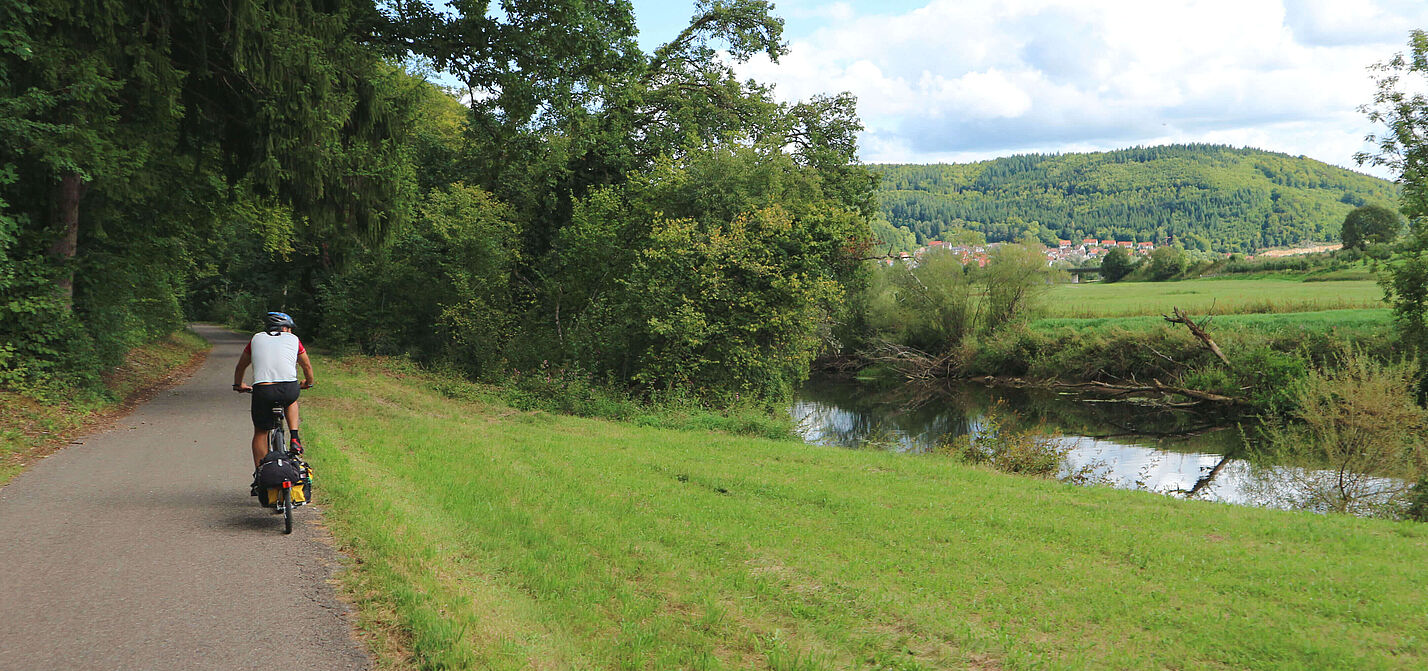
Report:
297,350,315,388
233,348,252,392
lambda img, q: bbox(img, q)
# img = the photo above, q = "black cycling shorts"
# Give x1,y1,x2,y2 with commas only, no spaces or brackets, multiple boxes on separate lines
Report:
250,381,300,430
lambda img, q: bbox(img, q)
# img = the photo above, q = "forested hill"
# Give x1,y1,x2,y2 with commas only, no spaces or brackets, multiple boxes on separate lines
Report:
872,144,1399,252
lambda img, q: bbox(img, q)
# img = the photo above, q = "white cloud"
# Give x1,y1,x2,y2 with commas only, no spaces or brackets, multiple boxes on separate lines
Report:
1283,0,1416,46
733,0,1428,176
922,69,1034,119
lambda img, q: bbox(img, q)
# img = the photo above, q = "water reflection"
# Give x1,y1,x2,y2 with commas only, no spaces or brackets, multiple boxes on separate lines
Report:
792,377,1415,514
791,376,1269,505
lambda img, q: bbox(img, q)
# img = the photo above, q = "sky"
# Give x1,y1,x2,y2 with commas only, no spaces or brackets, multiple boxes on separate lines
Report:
629,0,1428,177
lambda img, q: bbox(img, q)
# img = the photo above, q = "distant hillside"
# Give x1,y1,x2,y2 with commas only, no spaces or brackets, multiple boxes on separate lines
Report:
873,144,1399,253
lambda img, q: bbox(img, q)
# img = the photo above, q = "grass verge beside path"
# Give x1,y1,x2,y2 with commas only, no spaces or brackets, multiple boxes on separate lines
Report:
306,356,1428,671
0,329,209,485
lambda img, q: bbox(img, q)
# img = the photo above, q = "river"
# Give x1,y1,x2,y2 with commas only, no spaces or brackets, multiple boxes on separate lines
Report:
789,376,1400,512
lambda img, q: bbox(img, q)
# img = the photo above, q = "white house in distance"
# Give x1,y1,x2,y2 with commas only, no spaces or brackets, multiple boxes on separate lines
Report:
886,236,1157,269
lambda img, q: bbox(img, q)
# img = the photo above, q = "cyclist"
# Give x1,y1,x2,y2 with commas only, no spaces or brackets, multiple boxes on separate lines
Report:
233,312,315,477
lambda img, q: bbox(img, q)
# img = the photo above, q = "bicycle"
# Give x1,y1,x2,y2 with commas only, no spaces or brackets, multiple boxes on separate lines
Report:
241,389,313,534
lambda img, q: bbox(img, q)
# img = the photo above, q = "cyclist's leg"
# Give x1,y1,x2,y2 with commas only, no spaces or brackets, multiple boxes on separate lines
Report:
251,429,267,467
284,398,299,433
275,382,301,447
250,384,284,465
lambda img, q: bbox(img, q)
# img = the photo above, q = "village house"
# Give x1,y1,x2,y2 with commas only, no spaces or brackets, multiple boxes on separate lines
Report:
890,237,1163,270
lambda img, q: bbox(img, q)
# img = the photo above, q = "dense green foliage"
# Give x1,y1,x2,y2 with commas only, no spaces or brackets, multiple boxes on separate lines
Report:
1362,31,1428,357
875,144,1398,252
0,0,412,388
0,0,874,404
1098,246,1134,282
1145,245,1188,281
300,1,874,402
1341,204,1403,249
864,242,1060,354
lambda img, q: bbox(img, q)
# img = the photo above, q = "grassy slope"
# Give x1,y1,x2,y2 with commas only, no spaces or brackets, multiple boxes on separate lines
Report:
0,329,210,485
307,357,1428,671
1043,277,1383,319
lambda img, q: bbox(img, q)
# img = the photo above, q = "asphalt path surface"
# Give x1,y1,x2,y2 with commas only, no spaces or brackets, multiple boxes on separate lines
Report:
0,325,369,670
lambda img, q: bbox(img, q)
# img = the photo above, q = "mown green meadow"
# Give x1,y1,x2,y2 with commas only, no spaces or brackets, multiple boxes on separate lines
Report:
307,356,1428,671
1044,277,1384,318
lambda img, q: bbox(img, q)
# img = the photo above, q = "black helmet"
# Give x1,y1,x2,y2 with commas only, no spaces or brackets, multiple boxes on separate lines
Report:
265,311,295,333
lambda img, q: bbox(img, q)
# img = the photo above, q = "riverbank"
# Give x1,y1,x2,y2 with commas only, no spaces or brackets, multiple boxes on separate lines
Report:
305,354,1428,670
845,304,1400,414
0,329,210,485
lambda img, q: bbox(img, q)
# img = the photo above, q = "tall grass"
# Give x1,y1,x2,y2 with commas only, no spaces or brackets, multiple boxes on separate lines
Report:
307,355,1428,670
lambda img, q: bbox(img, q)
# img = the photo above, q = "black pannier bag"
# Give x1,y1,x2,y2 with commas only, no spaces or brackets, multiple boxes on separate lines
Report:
258,452,302,488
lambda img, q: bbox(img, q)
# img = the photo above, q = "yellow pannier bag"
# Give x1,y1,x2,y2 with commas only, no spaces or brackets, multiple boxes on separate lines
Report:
264,483,306,505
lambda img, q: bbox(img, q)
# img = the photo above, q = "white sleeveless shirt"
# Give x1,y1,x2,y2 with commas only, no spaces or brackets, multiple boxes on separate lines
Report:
246,332,305,384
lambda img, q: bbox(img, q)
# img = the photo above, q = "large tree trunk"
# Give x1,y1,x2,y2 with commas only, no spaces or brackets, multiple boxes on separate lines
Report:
48,172,86,308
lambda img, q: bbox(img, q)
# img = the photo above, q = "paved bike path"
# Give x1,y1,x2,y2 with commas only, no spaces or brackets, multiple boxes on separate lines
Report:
0,325,369,670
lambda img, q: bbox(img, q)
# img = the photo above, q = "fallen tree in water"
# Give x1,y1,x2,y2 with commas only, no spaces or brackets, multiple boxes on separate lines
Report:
860,339,1247,408
965,375,1246,407
1163,307,1231,367
860,306,1252,408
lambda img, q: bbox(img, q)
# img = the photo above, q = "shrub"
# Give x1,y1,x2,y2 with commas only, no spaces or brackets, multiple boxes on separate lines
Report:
939,409,1069,478
1227,347,1310,412
1407,478,1428,522
1247,348,1428,518
496,360,794,440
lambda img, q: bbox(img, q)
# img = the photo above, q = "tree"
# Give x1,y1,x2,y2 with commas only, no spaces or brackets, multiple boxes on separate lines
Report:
551,147,867,401
939,228,987,247
869,251,976,352
1341,204,1403,249
1358,30,1428,352
979,241,1061,332
1099,247,1134,282
0,0,417,387
1147,246,1187,281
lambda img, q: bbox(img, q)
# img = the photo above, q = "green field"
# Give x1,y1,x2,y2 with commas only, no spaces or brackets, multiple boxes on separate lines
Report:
1045,278,1384,318
307,356,1428,670
1032,308,1393,335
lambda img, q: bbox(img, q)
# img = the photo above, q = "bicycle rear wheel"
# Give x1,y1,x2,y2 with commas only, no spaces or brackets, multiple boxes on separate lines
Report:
282,487,293,534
